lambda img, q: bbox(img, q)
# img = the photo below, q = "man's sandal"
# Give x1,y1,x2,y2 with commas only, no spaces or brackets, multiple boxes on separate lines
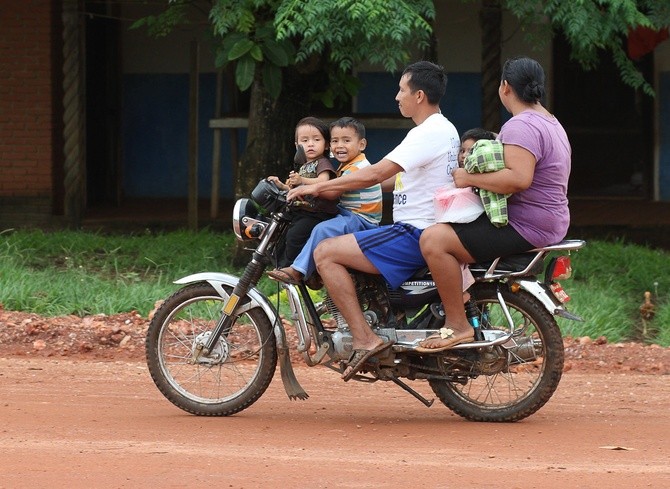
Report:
341,341,394,382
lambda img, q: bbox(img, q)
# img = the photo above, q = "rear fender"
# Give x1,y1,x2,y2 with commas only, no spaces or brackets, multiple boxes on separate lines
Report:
516,279,582,321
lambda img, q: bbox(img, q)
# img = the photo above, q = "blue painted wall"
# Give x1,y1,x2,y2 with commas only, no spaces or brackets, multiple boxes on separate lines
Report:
121,70,601,199
121,71,487,199
122,73,243,198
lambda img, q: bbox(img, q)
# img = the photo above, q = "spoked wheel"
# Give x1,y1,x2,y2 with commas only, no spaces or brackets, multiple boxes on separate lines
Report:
428,283,564,422
146,283,277,416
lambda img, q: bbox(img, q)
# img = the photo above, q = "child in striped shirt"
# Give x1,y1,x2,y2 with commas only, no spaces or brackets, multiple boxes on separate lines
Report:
268,117,382,286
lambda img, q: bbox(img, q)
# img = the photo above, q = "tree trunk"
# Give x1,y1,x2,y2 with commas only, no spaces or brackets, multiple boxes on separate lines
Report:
480,0,502,133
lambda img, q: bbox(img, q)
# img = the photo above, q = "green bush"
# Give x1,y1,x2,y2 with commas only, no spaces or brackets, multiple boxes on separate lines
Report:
0,229,235,316
0,230,668,346
561,240,668,345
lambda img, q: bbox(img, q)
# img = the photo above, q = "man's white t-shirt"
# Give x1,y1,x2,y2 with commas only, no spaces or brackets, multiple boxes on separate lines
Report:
386,113,460,229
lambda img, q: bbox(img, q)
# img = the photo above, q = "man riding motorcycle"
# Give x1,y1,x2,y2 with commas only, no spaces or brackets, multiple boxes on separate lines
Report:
287,60,460,381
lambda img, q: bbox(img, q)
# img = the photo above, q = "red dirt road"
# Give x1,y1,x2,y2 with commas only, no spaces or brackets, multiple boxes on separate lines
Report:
1,356,668,489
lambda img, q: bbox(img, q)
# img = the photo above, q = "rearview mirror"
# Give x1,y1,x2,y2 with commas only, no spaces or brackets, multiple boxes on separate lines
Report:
294,144,307,169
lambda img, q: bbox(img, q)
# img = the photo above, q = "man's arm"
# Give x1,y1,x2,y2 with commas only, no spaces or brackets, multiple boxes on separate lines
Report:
288,159,402,201
380,175,396,192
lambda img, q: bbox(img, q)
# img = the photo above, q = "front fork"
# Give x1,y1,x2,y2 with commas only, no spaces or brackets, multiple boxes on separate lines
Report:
283,283,331,366
195,220,282,359
192,256,266,359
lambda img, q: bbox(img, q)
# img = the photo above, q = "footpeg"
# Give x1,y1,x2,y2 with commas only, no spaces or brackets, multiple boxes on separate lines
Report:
430,303,445,320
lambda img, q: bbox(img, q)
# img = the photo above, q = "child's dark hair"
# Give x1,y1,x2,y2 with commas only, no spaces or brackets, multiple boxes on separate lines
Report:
330,116,366,139
295,117,330,156
461,128,496,143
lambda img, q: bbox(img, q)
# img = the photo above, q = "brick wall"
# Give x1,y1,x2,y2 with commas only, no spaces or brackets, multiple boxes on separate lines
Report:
0,1,55,204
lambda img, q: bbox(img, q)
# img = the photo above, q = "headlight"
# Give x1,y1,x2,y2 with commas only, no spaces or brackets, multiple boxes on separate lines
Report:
232,198,268,241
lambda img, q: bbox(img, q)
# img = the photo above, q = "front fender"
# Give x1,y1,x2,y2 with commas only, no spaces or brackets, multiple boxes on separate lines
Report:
175,272,307,400
174,272,282,341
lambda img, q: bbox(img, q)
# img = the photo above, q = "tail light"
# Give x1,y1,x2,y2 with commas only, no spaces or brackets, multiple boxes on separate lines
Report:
545,256,573,304
546,256,572,282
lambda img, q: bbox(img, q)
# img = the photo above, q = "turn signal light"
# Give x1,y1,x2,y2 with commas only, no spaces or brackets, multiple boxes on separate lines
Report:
244,223,264,239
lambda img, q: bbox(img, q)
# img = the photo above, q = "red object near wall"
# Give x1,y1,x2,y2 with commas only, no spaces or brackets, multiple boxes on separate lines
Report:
627,26,669,60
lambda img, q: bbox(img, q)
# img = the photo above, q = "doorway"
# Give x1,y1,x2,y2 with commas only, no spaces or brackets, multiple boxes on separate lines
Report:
552,36,654,198
85,1,122,207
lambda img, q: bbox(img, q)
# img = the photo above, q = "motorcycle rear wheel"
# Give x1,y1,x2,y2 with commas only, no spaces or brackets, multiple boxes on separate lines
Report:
428,283,564,422
146,283,277,416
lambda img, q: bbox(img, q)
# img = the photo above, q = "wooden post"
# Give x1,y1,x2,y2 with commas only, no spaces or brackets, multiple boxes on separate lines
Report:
210,68,223,219
480,0,502,132
188,40,199,230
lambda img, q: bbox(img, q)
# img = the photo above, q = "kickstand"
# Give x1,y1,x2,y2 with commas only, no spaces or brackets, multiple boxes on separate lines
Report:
389,376,434,407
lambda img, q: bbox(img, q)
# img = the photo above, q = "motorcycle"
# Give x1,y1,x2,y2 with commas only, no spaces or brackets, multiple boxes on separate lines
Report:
145,165,585,422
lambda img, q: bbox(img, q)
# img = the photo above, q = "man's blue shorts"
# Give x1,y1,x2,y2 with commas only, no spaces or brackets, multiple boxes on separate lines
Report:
354,222,425,289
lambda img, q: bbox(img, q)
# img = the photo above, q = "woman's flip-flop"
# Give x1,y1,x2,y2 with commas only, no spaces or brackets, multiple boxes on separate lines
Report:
414,328,474,353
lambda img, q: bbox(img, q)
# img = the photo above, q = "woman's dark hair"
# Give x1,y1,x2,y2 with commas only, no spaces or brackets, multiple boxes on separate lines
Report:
295,116,330,157
501,56,546,104
330,116,366,139
402,60,448,105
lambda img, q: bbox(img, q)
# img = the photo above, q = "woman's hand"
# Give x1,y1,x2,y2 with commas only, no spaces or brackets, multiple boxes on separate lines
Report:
457,144,536,194
451,168,470,188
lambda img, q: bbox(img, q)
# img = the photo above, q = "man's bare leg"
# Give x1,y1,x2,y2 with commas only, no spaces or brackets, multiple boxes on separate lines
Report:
313,234,385,352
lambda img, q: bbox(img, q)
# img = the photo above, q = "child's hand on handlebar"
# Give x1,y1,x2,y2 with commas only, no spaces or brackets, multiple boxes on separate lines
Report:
267,176,289,191
287,171,302,188
287,183,319,202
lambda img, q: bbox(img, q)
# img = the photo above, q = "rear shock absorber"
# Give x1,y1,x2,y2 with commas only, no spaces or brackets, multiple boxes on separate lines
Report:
465,299,485,341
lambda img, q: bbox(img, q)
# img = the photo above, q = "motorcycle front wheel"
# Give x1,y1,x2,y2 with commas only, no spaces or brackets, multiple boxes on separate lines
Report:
428,283,564,422
146,282,277,416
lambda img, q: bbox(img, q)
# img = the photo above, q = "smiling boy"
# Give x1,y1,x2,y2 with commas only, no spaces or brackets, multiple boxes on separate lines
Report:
268,117,382,285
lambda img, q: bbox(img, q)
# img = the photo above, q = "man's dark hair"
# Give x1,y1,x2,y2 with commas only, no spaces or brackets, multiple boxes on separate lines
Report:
330,116,366,139
402,61,448,105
